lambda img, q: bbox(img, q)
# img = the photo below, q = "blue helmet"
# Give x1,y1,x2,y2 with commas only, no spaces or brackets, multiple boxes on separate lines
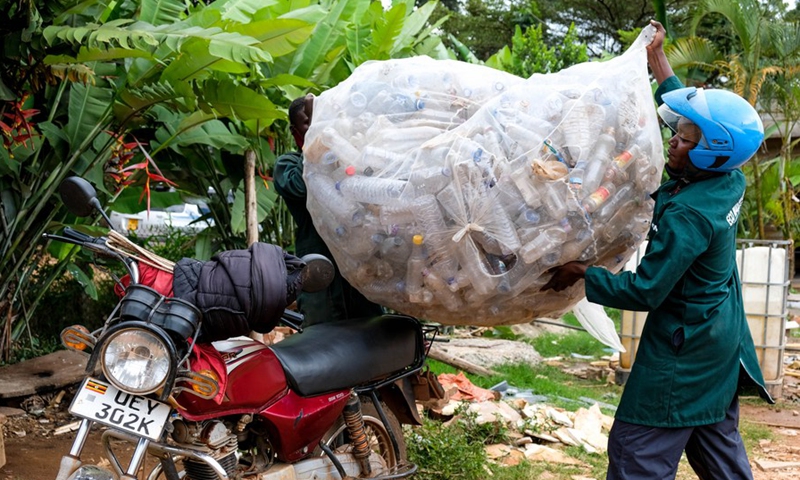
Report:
657,87,764,172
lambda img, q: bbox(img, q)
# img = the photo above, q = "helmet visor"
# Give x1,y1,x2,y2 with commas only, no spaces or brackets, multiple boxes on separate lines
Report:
657,104,709,150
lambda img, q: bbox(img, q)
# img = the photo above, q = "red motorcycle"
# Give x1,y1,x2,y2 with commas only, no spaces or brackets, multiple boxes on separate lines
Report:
50,177,436,480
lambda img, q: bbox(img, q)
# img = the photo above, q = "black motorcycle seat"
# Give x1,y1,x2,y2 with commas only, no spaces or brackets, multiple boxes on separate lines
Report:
269,314,422,397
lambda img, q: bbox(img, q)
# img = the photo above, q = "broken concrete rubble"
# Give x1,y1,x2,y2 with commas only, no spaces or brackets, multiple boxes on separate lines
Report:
433,373,616,467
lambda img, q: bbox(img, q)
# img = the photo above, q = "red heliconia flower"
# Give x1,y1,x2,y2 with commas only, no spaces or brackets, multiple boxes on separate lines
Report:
104,134,177,214
1,94,40,155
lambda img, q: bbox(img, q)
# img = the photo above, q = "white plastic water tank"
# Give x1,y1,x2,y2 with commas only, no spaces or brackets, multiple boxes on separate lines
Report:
736,244,789,385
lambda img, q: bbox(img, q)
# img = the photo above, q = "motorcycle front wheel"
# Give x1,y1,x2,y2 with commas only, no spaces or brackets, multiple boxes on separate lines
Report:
320,396,406,469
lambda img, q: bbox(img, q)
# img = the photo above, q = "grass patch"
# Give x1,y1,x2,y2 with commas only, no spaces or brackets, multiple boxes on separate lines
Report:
528,330,613,358
406,416,487,480
407,404,595,480
740,418,774,453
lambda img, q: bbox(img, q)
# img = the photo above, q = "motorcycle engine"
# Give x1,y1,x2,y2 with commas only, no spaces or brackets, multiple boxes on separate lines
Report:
171,419,238,479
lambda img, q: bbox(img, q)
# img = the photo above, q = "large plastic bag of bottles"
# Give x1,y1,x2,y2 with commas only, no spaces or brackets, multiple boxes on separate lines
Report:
302,25,663,327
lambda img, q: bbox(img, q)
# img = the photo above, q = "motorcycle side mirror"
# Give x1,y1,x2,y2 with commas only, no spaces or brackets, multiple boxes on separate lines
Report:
299,254,335,293
59,177,98,217
58,176,116,229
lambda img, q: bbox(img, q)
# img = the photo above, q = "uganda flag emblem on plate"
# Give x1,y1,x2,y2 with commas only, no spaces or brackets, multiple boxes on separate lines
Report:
85,379,108,394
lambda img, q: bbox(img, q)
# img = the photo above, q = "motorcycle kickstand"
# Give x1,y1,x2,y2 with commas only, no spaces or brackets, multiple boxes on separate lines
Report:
159,456,181,480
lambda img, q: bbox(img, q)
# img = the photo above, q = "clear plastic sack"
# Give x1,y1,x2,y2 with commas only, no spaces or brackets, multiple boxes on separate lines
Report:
303,26,663,325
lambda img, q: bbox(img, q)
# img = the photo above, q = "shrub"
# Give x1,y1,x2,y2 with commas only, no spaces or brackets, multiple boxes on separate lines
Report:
406,416,487,480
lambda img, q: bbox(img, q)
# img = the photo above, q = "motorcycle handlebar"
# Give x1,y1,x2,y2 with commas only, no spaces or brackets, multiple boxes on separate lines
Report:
44,228,138,281
62,226,94,243
280,309,305,333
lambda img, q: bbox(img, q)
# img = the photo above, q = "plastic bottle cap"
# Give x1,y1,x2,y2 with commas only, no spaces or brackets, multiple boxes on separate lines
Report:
345,165,356,176
413,235,424,245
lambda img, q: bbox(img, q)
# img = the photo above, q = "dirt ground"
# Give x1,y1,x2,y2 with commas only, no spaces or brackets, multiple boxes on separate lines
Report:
1,373,798,480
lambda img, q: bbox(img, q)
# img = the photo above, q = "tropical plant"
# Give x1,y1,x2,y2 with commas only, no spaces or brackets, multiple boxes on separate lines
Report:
0,0,127,362
43,0,447,249
757,21,800,249
486,22,588,76
427,0,540,61
0,0,448,360
663,0,799,243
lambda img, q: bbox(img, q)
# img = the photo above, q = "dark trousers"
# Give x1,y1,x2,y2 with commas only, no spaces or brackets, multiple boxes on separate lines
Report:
607,396,753,480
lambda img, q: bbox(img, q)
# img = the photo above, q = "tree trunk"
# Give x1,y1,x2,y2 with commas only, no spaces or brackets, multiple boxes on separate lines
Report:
244,149,264,344
244,149,259,246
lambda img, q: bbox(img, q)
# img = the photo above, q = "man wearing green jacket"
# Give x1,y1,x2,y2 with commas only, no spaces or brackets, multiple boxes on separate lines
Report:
273,94,383,326
544,21,772,479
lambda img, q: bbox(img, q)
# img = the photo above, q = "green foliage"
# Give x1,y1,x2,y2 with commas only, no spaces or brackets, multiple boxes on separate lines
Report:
432,0,538,62
531,0,660,56
482,325,520,340
1,336,62,366
529,331,612,359
44,20,275,64
406,415,489,480
457,404,510,445
0,0,451,359
132,227,200,262
407,395,593,479
7,259,120,365
487,23,588,77
656,0,800,249
139,0,186,26
494,363,620,411
427,358,620,414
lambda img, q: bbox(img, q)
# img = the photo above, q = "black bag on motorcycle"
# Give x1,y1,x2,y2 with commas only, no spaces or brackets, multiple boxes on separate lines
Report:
173,242,305,342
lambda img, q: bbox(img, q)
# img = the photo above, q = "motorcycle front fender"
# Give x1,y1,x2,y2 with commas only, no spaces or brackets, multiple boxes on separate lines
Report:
66,465,116,480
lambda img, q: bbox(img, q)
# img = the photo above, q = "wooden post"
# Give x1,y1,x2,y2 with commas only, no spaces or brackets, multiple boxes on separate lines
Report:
244,149,265,343
244,149,259,246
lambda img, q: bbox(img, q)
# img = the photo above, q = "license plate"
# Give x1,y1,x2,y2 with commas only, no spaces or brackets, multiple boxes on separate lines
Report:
127,218,139,231
69,377,171,441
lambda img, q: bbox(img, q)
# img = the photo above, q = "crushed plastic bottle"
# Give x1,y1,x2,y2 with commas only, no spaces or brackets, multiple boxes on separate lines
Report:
337,176,408,206
405,235,427,303
582,183,617,214
519,227,568,264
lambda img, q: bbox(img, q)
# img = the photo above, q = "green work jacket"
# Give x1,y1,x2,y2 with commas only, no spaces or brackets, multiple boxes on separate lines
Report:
585,169,772,427
273,151,327,258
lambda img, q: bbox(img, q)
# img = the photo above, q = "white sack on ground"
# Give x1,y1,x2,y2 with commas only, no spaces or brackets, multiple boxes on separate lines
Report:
303,25,663,326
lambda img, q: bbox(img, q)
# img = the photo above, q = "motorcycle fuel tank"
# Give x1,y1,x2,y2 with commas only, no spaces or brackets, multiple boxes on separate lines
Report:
177,338,288,419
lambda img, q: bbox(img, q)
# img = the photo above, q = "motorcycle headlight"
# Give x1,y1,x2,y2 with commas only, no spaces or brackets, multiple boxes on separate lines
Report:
101,327,171,394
